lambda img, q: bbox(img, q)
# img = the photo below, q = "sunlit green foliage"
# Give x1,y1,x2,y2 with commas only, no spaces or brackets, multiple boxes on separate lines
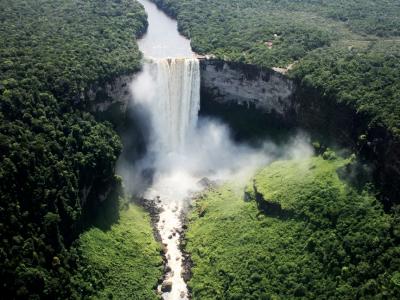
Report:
154,0,400,64
0,0,147,298
78,204,162,299
185,156,400,299
154,0,344,66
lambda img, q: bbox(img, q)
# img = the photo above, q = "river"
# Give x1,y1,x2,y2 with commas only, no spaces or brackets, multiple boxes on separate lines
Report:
135,1,198,299
137,0,194,59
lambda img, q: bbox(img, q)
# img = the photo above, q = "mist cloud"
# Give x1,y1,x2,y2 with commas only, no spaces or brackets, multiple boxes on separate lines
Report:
118,59,313,203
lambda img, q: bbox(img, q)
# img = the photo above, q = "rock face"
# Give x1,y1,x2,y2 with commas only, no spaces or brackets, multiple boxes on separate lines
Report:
200,59,296,117
200,58,400,208
84,74,135,124
82,60,399,207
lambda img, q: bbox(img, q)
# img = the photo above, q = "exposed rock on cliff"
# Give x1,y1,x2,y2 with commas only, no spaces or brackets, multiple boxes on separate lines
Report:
84,74,135,125
200,58,400,207
200,59,295,117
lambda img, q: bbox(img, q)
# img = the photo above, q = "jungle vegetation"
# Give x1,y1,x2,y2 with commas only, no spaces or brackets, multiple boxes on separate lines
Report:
185,155,400,299
2,0,400,298
0,0,154,298
78,204,162,299
153,0,400,136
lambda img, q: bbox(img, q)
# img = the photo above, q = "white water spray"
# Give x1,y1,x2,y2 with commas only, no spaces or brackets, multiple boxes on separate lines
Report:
127,56,313,300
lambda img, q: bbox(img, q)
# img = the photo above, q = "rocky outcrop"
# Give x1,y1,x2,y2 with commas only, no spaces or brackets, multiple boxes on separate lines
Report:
200,59,296,117
161,280,172,292
84,74,135,125
247,180,295,219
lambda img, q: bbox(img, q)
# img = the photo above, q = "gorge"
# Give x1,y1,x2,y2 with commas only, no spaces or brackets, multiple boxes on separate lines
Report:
86,2,399,297
91,56,400,212
2,0,399,298
119,1,312,298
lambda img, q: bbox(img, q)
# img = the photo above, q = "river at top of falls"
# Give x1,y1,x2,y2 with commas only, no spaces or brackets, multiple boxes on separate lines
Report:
137,0,194,59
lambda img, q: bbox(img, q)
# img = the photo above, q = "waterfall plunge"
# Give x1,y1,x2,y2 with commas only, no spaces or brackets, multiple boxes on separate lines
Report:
130,57,201,300
128,55,305,300
121,2,312,299
137,58,200,154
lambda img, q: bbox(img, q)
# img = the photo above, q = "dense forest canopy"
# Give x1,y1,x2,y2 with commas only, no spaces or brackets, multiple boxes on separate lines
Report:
154,0,400,135
0,0,147,298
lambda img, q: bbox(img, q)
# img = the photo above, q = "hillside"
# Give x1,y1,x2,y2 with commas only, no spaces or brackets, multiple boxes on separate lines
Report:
185,156,400,299
78,204,162,299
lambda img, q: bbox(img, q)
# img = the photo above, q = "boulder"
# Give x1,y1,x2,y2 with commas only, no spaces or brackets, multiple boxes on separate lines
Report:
161,280,172,292
198,177,214,188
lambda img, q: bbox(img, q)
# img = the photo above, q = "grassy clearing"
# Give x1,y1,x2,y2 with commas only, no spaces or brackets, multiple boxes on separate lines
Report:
185,156,400,299
246,156,348,212
78,204,162,299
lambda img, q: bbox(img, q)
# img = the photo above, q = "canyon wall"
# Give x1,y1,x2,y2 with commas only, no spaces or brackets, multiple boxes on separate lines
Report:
84,74,135,126
200,59,296,117
200,58,399,208
84,59,399,207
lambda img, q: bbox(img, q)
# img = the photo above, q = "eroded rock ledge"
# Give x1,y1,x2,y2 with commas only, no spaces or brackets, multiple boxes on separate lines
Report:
84,74,135,126
200,59,296,117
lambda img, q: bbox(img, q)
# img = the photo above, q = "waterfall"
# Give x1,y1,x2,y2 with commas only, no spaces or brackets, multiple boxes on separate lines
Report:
140,58,200,154
129,57,201,300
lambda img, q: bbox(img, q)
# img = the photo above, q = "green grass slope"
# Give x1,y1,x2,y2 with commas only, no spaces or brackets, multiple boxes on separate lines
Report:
185,156,400,299
78,204,162,299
